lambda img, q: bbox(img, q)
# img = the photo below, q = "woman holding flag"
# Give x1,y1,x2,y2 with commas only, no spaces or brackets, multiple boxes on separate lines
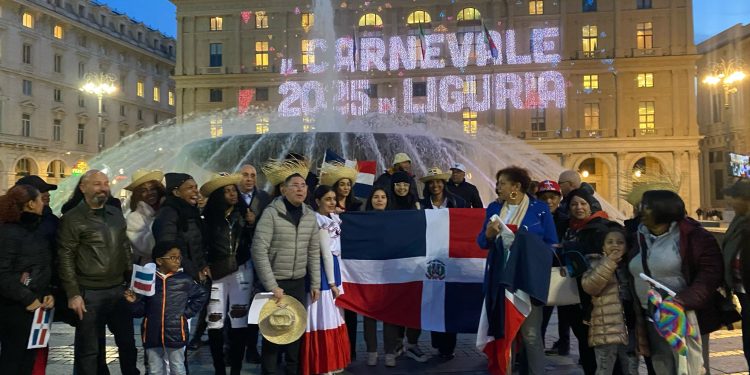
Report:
477,166,557,375
300,185,351,375
0,184,54,374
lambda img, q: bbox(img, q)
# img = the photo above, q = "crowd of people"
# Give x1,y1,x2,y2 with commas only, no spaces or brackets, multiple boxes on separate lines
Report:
0,150,748,375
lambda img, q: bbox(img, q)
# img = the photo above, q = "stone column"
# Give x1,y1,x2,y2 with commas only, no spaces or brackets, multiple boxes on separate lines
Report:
687,150,701,215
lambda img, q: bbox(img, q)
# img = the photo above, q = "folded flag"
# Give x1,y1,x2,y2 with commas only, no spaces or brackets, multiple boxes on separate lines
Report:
336,208,487,333
131,263,157,296
27,307,54,349
323,149,376,199
647,289,698,356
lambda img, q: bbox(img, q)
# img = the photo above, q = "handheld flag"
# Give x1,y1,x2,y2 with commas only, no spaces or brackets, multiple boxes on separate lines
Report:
483,24,499,59
418,23,427,60
647,289,698,356
131,263,157,296
27,307,54,349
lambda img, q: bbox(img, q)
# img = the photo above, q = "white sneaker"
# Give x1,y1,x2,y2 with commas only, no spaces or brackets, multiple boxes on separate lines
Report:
405,345,429,362
367,352,378,366
385,353,396,367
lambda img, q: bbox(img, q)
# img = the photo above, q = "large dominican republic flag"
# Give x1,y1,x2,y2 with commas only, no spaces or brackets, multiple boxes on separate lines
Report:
336,208,487,333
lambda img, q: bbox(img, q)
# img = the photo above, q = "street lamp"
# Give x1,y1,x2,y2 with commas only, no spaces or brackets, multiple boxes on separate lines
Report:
702,58,746,108
80,72,117,151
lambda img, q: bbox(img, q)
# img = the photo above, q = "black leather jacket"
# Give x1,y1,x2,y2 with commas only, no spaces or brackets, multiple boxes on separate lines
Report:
57,201,132,299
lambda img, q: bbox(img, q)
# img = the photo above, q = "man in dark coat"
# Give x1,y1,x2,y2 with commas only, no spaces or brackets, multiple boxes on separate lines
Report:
445,163,483,208
236,164,272,364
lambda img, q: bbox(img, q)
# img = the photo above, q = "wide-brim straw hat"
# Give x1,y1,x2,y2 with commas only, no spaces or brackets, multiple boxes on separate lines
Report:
258,295,307,345
262,159,310,187
419,167,451,183
124,169,164,191
621,172,680,207
199,172,242,197
320,162,358,187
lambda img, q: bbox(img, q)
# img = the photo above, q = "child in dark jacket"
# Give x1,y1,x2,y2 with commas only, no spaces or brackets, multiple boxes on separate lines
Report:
124,241,208,375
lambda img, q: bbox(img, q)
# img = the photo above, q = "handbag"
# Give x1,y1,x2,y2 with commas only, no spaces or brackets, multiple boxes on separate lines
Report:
546,250,581,306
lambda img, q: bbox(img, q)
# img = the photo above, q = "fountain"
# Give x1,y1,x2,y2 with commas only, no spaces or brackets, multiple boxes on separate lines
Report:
49,0,624,221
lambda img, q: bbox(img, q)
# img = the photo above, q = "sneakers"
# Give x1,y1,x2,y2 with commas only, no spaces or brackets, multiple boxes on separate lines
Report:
367,352,378,366
385,354,396,367
405,345,429,362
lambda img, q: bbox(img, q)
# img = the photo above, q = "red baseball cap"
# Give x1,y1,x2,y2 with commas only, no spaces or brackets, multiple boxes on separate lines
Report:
536,180,562,196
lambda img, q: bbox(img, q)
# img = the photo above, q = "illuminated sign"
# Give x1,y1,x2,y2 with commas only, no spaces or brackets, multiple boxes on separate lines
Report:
71,160,89,176
277,27,565,117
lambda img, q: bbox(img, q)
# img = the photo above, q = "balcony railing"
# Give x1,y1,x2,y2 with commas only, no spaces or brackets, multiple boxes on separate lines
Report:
630,128,673,137
0,133,49,148
632,47,663,57
199,66,226,74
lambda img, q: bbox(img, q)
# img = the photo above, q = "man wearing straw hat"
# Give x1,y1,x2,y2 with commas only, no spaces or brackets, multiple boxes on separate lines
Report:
253,160,321,375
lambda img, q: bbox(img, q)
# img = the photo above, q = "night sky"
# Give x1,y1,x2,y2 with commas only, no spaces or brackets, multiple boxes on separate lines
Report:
100,0,750,44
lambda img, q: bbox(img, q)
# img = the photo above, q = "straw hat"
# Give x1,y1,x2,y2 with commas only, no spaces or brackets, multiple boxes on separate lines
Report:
393,153,412,165
258,296,307,345
419,167,451,183
621,172,680,207
199,172,242,197
124,169,164,191
320,162,358,187
262,159,310,187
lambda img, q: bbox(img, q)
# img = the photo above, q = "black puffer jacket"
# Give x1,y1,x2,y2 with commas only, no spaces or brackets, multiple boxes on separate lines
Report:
130,271,208,348
0,212,53,307
153,197,207,281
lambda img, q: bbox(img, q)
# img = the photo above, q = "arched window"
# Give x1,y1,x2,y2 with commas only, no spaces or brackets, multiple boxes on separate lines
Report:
358,13,383,27
15,158,38,177
47,160,67,178
457,7,481,21
407,10,431,25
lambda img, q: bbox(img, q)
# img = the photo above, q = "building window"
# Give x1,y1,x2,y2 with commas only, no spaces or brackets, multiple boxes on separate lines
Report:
22,12,33,28
119,24,125,34
168,91,175,106
209,43,223,67
78,95,85,108
714,169,725,200
21,114,31,136
711,94,721,123
462,109,477,136
208,116,223,138
637,0,652,9
54,54,62,73
358,13,383,27
256,87,269,101
529,0,544,15
638,101,655,134
531,108,546,132
53,24,64,39
463,79,477,94
584,103,600,130
583,74,599,90
22,43,31,64
255,11,268,29
99,127,106,149
255,41,269,69
47,160,65,178
256,115,269,134
637,73,654,88
22,80,32,96
209,89,223,102
16,158,32,177
301,12,314,29
153,113,158,123
153,86,160,102
301,40,315,68
583,0,597,12
120,105,126,116
53,119,62,141
78,5,85,16
413,82,427,97
78,62,85,78
365,84,378,99
210,16,223,31
137,109,143,120
637,22,653,49
407,10,431,25
77,123,85,144
136,81,144,97
457,7,481,21
302,116,315,132
582,25,598,58
54,88,62,102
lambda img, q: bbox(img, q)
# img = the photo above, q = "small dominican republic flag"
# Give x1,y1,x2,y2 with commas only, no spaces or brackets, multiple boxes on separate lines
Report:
483,24,499,59
27,307,54,349
322,149,376,199
418,23,427,60
131,263,157,296
336,208,487,333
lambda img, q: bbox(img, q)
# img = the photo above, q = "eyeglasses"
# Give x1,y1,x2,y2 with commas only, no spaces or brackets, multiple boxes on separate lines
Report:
287,183,307,190
159,255,182,262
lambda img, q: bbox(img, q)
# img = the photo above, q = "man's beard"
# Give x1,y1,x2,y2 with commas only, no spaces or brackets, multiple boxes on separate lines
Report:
91,193,108,206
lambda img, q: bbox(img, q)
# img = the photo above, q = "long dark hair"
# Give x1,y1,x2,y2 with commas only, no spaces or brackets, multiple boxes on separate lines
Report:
203,184,239,224
365,187,391,211
332,178,357,210
312,185,335,212
129,180,166,212
0,184,40,223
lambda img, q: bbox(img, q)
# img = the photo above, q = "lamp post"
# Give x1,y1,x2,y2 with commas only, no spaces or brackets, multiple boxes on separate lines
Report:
702,58,746,108
80,72,117,152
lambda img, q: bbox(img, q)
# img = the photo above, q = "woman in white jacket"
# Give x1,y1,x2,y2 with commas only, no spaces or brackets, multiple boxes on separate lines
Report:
124,169,165,265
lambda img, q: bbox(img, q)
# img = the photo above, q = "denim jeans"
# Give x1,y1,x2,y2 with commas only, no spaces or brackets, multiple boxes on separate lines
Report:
594,344,639,375
146,347,186,375
518,304,545,375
